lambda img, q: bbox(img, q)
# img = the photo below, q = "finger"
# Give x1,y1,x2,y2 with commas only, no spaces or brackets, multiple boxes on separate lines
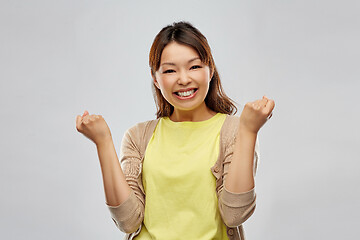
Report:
254,99,267,110
76,115,82,129
252,101,260,110
259,96,268,108
89,114,98,121
82,114,91,124
264,99,275,115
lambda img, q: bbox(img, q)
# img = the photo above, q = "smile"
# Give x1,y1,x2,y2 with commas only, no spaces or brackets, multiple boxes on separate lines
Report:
174,88,198,99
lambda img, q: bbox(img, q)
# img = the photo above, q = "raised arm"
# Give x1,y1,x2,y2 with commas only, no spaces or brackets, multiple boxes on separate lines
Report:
76,111,144,233
225,96,274,193
219,96,274,227
76,110,131,205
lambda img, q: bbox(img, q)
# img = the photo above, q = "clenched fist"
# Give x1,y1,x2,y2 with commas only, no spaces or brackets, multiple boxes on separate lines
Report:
240,96,275,134
76,110,112,146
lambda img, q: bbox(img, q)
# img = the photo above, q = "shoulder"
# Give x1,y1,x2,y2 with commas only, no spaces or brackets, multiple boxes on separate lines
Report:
220,114,240,144
122,119,160,151
222,114,240,130
126,119,159,136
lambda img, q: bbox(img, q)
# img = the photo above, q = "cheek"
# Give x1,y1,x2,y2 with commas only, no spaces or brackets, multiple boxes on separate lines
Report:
193,70,211,84
157,76,174,94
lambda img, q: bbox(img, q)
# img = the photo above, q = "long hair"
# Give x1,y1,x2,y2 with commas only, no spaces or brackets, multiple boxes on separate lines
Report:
149,21,237,118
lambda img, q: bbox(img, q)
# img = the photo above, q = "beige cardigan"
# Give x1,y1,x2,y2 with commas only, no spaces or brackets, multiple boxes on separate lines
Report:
108,115,259,240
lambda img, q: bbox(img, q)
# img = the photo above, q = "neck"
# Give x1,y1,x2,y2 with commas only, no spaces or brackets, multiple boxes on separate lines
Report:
170,104,217,122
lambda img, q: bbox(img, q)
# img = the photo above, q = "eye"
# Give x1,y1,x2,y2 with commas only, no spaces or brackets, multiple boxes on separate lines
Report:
190,65,202,70
163,69,175,74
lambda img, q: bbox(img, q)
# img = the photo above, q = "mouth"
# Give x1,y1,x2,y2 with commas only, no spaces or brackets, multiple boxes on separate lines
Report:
173,88,198,99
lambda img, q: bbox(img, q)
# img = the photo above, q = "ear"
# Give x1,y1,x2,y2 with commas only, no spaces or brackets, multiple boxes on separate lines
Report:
151,71,160,89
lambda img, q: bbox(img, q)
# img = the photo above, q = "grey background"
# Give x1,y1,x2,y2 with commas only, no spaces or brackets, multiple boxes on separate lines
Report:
1,0,359,239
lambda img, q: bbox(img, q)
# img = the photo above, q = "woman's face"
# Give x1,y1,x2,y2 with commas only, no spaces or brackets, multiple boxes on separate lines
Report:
154,42,212,115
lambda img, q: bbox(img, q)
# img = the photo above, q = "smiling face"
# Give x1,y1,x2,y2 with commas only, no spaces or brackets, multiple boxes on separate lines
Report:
153,41,214,121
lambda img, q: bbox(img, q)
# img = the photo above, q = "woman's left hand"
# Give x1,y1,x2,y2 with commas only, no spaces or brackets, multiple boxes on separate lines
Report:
239,96,275,134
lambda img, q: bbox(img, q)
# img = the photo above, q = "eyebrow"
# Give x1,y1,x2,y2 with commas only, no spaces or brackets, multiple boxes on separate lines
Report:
161,57,201,66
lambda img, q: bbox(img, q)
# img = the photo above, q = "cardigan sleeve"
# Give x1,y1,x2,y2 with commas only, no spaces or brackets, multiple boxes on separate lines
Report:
107,125,145,234
218,133,260,227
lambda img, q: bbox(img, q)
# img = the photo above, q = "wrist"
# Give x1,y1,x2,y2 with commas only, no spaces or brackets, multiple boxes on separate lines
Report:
96,137,113,149
238,123,258,137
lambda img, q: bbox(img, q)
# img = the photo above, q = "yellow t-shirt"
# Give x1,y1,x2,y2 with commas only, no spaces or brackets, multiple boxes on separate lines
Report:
136,113,229,240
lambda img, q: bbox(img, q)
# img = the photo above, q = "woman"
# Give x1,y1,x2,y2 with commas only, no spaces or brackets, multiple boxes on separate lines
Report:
76,21,275,240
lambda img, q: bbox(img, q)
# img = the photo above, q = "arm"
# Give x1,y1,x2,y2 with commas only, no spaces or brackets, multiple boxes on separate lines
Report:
106,126,146,233
226,96,274,193
76,111,144,233
225,127,257,193
218,96,274,227
218,130,258,227
98,138,145,234
96,139,131,206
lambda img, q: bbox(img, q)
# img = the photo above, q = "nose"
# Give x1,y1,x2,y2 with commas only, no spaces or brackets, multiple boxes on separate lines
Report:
177,70,191,85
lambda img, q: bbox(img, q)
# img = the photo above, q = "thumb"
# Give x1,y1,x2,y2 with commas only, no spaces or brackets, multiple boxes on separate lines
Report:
82,110,89,118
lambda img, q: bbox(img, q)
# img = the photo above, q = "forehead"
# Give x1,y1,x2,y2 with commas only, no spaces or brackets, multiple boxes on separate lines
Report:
160,42,200,64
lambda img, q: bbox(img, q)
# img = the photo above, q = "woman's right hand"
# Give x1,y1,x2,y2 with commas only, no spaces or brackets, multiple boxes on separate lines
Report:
76,110,112,146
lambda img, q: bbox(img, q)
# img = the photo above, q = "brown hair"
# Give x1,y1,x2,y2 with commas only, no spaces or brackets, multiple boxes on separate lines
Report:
149,21,237,118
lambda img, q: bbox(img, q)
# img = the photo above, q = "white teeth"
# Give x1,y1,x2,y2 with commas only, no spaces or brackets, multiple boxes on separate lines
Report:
178,89,195,97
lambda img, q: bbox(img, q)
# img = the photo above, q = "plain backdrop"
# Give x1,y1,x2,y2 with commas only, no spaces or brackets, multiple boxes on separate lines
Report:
1,0,359,239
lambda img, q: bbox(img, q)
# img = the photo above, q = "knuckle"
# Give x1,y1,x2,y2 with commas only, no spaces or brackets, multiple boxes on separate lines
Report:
77,124,84,131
